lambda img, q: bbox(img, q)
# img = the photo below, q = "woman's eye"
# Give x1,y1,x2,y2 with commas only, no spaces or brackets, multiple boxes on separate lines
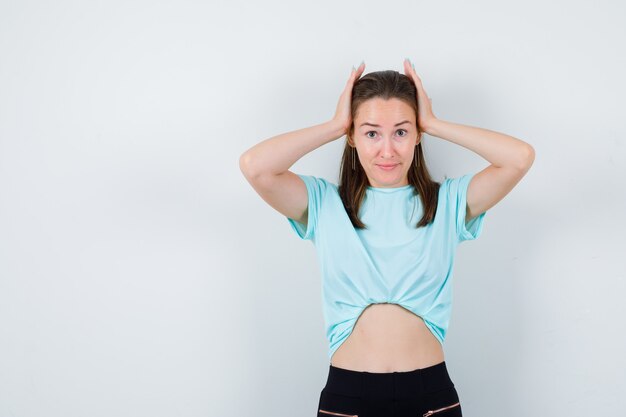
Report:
366,130,407,138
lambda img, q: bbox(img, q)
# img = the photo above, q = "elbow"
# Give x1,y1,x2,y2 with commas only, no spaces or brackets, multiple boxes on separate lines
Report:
516,144,535,172
524,144,536,166
239,151,258,180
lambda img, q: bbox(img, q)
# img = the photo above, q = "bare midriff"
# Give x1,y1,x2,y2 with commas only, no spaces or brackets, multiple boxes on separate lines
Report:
330,303,445,373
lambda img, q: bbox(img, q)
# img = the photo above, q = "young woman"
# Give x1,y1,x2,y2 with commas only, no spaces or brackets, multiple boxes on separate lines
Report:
240,58,534,417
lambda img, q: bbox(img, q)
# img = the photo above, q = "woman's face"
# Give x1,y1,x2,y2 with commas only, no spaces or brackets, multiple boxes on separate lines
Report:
351,97,420,188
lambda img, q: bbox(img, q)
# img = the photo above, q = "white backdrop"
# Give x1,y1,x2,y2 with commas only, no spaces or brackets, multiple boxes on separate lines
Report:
1,0,624,416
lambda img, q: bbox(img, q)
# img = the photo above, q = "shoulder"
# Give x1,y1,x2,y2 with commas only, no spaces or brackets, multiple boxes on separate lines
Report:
296,174,337,194
439,174,473,197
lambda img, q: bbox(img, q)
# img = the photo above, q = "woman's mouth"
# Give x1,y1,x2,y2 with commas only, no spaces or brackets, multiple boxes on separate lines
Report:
377,164,398,171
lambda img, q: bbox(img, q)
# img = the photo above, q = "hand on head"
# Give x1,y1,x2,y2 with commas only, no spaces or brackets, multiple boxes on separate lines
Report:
403,58,437,133
332,61,366,136
332,59,438,139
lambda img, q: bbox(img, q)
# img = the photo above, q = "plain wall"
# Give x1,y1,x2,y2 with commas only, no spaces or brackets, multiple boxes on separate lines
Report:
1,0,624,416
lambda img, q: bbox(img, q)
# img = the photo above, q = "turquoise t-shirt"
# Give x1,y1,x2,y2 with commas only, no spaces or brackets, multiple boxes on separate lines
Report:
286,173,486,359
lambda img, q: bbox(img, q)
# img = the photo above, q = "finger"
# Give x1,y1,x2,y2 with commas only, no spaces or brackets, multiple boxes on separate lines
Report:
357,62,365,76
350,64,359,79
347,66,357,84
406,62,421,82
403,59,412,76
404,59,420,84
405,58,416,74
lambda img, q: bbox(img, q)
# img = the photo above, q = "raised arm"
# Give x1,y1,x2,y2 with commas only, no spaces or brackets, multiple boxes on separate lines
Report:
239,120,345,224
239,63,366,225
403,59,535,223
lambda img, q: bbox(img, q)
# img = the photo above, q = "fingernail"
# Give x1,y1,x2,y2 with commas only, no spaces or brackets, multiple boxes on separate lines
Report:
352,65,356,72
359,60,364,67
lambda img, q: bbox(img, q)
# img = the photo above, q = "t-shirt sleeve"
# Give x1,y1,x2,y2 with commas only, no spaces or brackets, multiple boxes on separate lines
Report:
444,173,487,243
286,174,328,241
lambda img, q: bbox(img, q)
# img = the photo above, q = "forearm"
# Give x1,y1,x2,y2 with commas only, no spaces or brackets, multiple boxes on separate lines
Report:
239,120,345,178
425,118,534,170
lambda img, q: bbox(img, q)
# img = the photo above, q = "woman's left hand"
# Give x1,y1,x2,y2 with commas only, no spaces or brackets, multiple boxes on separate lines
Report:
403,58,437,135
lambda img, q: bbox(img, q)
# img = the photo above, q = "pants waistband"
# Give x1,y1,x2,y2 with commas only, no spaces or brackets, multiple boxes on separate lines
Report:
324,361,454,400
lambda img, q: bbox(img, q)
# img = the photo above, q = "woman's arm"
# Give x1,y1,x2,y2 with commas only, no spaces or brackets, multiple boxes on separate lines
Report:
239,120,345,178
238,120,345,225
240,63,366,179
425,119,534,171
403,59,535,222
427,118,535,221
239,63,366,225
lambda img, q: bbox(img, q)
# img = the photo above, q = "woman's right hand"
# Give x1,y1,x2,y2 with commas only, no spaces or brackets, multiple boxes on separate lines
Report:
332,62,366,137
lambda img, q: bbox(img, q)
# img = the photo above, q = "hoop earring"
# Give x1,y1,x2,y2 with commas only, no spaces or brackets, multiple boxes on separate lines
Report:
351,146,355,170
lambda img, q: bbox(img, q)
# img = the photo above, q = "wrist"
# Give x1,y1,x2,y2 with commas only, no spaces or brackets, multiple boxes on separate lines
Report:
423,118,442,137
327,119,348,140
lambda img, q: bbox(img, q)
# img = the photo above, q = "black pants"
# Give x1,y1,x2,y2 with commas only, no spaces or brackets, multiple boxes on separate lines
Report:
317,361,462,417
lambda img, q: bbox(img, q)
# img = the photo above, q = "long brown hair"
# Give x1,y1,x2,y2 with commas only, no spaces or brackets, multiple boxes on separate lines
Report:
338,70,441,229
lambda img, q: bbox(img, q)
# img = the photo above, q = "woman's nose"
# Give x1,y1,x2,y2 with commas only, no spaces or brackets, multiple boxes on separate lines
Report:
381,138,395,157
